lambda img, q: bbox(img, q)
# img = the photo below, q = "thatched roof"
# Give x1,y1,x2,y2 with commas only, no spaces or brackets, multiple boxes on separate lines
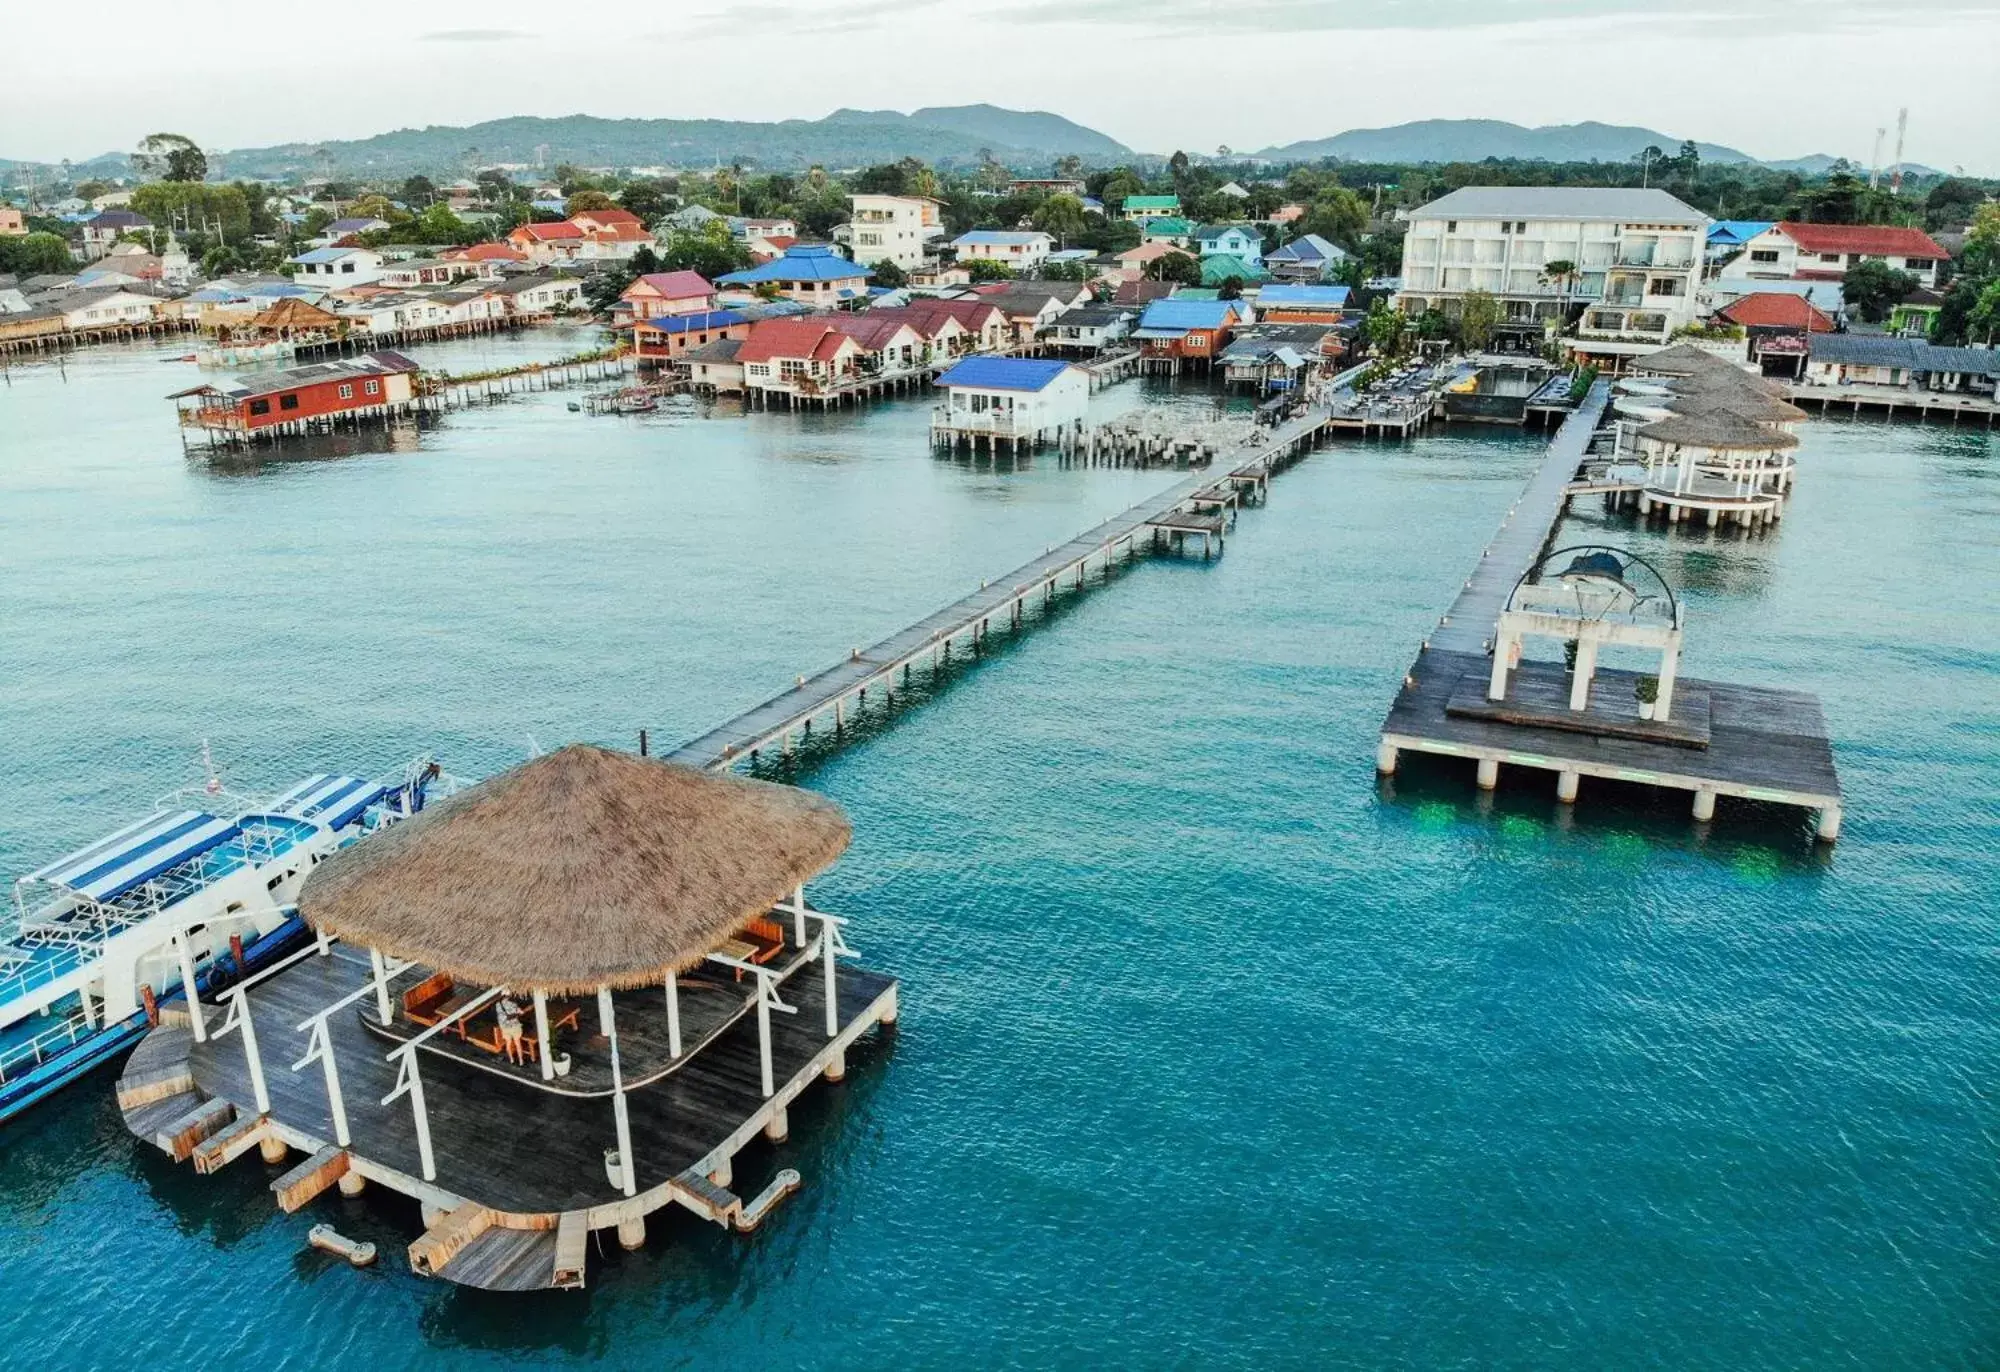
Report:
249,296,340,333
299,745,851,993
1634,407,1801,451
1630,343,1749,378
1666,380,1805,424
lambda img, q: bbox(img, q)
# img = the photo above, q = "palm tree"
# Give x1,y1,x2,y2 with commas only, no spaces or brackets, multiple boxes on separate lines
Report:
1539,258,1579,330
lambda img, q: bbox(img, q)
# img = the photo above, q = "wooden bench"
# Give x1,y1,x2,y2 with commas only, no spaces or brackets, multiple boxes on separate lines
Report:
742,916,786,966
402,971,456,1027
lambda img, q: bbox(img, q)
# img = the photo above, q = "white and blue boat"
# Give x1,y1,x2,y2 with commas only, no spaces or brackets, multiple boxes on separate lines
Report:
0,755,447,1123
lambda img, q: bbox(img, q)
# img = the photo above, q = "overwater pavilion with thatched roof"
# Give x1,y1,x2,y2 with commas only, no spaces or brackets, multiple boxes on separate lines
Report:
115,745,898,1292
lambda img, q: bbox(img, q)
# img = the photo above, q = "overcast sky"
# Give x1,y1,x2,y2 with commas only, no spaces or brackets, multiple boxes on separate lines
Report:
6,0,1998,173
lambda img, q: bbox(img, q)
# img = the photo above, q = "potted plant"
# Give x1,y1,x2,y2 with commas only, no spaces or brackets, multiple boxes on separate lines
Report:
1635,674,1659,720
1564,639,1580,673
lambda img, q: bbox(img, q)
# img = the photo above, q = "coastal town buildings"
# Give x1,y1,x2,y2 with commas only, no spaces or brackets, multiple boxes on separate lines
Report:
619,270,718,320
931,356,1089,449
289,246,387,289
1121,194,1180,222
81,210,150,260
1396,186,1707,357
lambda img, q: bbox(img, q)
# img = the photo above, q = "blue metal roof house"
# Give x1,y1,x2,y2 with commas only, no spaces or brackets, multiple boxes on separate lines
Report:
716,245,872,305
932,357,1090,451
1134,298,1246,337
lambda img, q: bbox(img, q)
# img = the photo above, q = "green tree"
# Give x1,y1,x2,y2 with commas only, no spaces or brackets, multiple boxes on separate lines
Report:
1299,187,1370,251
130,181,250,242
1145,250,1201,286
1457,289,1502,351
400,176,437,207
1168,150,1191,186
658,220,753,280
966,258,1016,283
1963,279,2000,345
1031,192,1087,247
1842,258,1919,323
0,232,74,276
871,258,909,288
617,180,672,223
1363,300,1407,357
410,202,478,246
133,133,207,183
1037,259,1092,282
565,189,617,212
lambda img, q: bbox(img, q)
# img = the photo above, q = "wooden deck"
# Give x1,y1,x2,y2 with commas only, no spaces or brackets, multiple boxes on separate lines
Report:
663,401,1340,771
121,942,898,1289
1380,381,1845,838
1386,648,1841,808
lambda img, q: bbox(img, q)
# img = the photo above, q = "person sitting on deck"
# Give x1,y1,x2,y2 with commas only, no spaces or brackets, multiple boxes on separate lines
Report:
496,995,526,1065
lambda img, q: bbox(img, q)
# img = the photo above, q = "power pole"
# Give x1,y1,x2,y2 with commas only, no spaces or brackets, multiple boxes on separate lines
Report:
1868,127,1885,189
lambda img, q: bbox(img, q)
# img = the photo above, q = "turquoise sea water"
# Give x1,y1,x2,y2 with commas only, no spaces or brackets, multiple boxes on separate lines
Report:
0,336,1994,1367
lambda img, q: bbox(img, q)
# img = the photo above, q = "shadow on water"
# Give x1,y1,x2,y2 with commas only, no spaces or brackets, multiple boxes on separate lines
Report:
193,416,436,475
1377,750,1834,874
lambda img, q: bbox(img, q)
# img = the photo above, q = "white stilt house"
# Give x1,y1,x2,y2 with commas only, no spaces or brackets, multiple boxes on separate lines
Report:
1489,547,1685,720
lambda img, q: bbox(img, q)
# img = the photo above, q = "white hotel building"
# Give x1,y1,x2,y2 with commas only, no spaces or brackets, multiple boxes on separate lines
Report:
1396,187,1708,360
847,194,945,273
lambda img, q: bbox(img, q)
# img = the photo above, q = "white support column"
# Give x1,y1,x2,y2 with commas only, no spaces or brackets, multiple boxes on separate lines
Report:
821,926,839,1040
369,946,394,1025
756,974,775,1099
791,884,807,947
235,990,270,1115
600,987,636,1198
293,1018,349,1147
1654,638,1681,723
664,972,682,1058
1487,628,1514,701
1568,633,1599,711
405,1055,435,1182
177,934,207,1042
533,989,554,1082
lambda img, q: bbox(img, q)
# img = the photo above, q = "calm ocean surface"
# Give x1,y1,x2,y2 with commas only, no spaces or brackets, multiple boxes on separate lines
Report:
0,333,1994,1368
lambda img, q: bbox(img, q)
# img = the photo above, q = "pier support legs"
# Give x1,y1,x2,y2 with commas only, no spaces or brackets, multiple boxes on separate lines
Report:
1816,805,1842,843
1556,769,1580,804
1691,788,1716,822
764,1107,789,1144
825,1047,847,1083
259,1134,289,1165
617,1216,646,1250
338,1170,367,1197
709,1157,733,1188
1375,740,1399,775
1476,758,1501,790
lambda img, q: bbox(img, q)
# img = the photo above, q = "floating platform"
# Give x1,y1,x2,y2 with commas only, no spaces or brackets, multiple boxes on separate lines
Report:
118,940,897,1291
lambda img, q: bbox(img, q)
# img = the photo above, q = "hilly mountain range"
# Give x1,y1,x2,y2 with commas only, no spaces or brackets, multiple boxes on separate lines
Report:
6,113,1893,184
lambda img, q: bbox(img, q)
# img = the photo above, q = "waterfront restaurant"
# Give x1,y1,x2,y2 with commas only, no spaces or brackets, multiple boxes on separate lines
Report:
122,746,898,1290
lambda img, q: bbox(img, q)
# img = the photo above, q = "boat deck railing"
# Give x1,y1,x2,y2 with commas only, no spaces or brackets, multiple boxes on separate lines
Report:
0,1009,97,1085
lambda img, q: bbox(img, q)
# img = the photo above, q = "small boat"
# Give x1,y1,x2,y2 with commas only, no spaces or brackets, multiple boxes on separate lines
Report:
0,752,453,1124
567,401,581,412
163,354,198,363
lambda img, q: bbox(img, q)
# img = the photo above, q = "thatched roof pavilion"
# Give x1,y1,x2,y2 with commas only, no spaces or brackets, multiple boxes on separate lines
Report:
1634,408,1801,451
300,744,850,994
1630,343,1751,378
1666,381,1806,425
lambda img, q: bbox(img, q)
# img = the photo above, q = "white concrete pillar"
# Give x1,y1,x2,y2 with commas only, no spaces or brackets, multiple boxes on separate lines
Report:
177,936,206,1042
338,1170,367,1197
709,1157,733,1188
533,989,555,1082
1556,770,1580,803
617,1215,646,1250
764,1107,789,1144
1375,740,1399,775
1816,805,1843,843
1691,789,1717,822
664,973,682,1058
1476,758,1500,790
825,1047,848,1083
1569,635,1599,711
259,1133,288,1164
1655,642,1681,723
1487,630,1514,701
369,947,394,1025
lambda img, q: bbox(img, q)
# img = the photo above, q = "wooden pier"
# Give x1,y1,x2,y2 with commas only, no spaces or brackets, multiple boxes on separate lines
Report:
1784,382,2000,425
1376,381,1844,840
663,404,1341,772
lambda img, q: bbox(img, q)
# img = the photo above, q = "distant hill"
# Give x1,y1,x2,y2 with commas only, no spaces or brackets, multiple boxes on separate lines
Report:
1255,119,1758,166
168,106,1132,181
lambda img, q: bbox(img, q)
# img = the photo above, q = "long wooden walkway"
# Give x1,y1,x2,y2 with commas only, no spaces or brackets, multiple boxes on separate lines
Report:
1430,381,1610,655
664,401,1340,771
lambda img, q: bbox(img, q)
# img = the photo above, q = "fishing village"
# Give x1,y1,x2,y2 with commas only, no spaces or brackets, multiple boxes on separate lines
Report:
1,47,1997,1370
